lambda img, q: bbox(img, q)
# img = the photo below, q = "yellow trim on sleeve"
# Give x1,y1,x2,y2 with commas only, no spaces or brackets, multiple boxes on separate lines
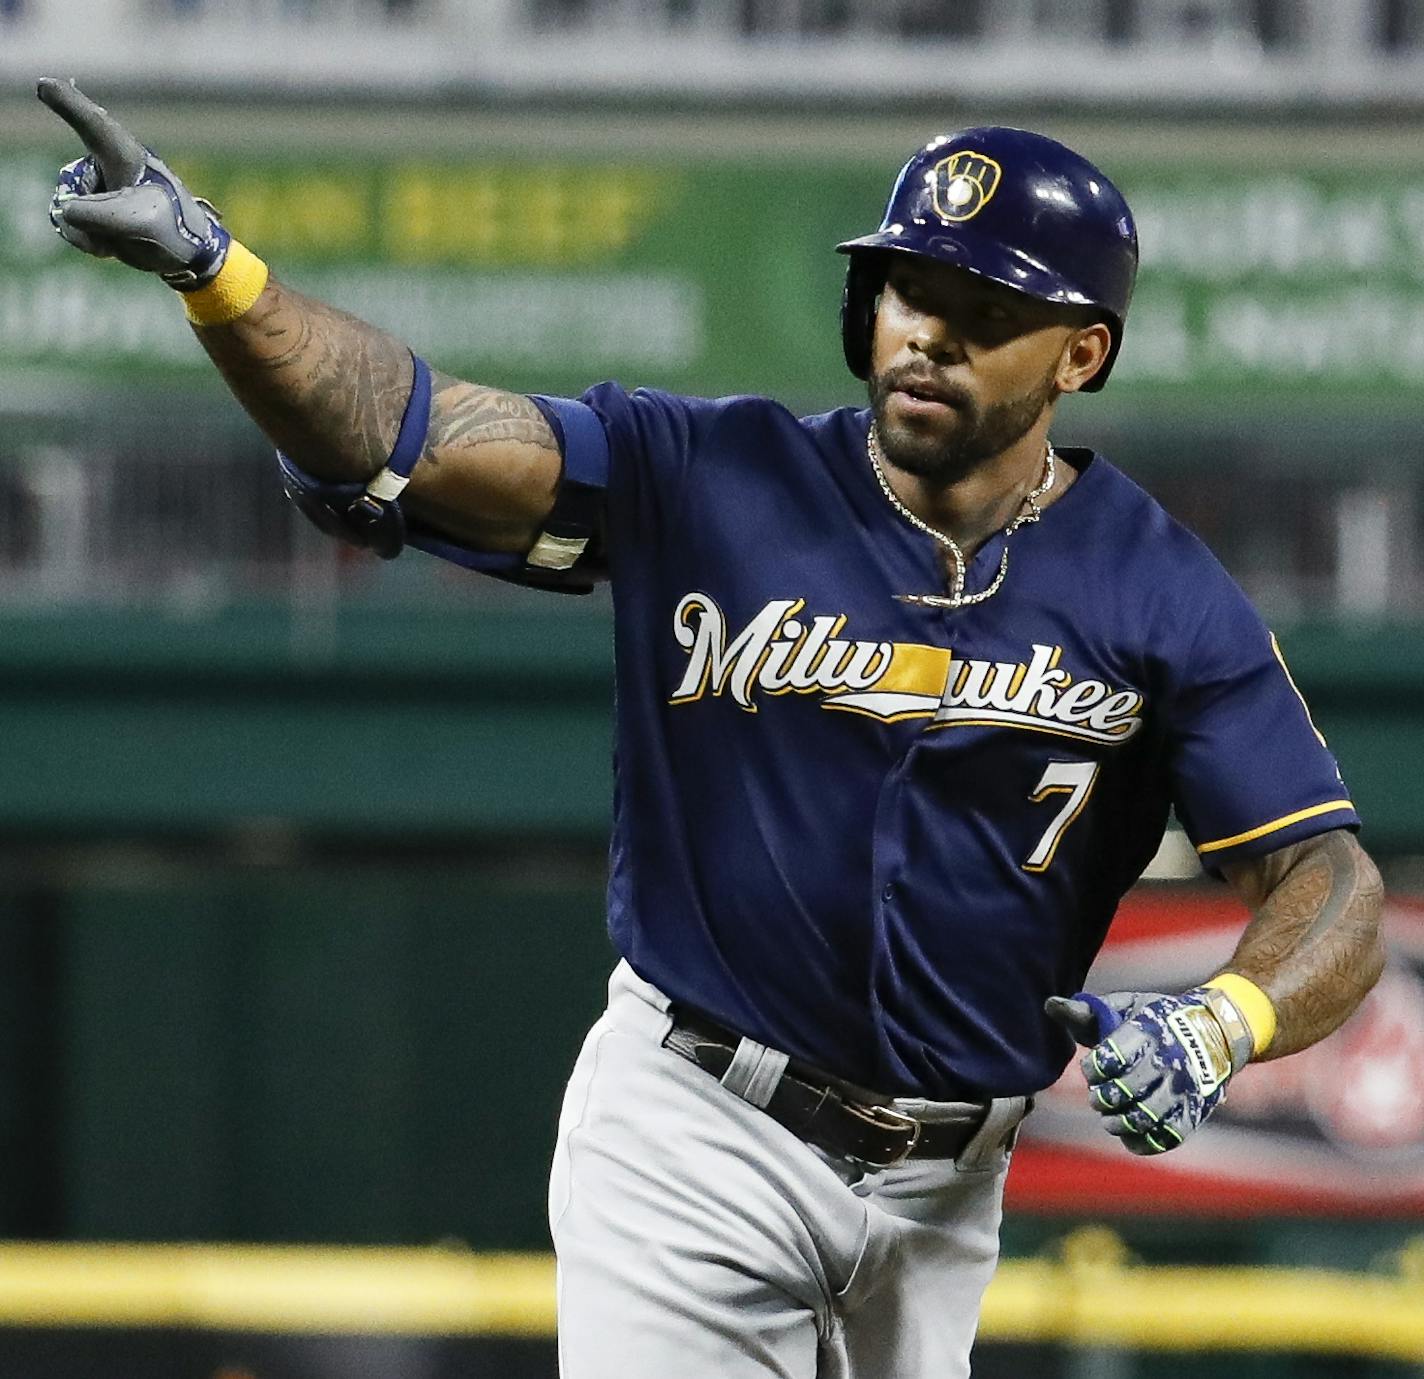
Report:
1204,973,1277,1056
1195,800,1355,855
1271,632,1328,747
181,240,270,326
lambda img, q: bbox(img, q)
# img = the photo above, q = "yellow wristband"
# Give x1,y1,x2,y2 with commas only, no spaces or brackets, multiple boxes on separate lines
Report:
180,240,270,327
1204,974,1277,1056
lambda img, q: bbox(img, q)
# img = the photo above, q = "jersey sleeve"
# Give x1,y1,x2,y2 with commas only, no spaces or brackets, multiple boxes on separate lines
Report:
1164,572,1359,871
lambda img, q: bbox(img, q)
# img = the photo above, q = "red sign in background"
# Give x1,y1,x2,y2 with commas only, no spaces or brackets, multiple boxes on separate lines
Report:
1007,891,1424,1217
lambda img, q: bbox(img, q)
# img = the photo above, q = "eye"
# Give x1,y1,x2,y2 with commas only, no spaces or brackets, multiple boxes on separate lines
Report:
891,276,925,306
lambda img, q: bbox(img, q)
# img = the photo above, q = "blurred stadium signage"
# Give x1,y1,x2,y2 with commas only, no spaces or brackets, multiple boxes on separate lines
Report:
1012,893,1424,1218
4,147,1424,405
1120,172,1424,394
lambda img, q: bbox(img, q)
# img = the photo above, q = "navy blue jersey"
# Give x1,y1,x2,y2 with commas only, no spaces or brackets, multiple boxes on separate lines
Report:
517,385,1357,1101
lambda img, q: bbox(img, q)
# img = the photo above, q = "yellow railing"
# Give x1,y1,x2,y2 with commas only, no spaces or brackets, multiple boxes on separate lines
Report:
0,1230,1420,1360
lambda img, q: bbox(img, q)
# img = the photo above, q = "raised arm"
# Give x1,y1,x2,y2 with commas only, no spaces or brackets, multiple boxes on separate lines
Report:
1218,828,1385,1058
38,77,560,555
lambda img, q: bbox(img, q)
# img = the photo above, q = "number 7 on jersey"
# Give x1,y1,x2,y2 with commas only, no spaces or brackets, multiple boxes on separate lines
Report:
1023,760,1101,873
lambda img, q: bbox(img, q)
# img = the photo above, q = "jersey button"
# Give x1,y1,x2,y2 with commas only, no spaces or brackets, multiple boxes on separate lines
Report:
881,883,896,903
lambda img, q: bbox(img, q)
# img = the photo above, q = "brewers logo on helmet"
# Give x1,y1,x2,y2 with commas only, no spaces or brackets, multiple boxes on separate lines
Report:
837,126,1139,390
929,150,1002,223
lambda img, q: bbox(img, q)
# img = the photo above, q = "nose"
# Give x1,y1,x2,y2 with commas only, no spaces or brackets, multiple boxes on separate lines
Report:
906,306,965,365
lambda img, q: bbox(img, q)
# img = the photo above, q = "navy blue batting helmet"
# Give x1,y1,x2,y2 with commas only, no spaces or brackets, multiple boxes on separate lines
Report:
837,127,1138,391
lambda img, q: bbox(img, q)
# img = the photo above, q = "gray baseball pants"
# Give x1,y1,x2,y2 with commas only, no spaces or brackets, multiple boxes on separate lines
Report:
549,961,1026,1378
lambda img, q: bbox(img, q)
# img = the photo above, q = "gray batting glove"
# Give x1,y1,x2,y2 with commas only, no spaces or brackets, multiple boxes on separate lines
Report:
1046,986,1250,1156
37,77,231,289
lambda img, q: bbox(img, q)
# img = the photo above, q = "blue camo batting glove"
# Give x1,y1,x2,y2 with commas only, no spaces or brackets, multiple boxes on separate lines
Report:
1044,986,1256,1156
37,77,230,289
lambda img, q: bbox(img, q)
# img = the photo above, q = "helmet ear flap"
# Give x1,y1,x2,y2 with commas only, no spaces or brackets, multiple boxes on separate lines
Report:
840,254,885,382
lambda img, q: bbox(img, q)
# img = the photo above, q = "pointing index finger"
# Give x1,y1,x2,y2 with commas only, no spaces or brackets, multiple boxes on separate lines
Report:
36,77,146,188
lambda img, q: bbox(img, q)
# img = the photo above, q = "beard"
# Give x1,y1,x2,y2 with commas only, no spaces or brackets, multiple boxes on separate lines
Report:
869,363,1058,485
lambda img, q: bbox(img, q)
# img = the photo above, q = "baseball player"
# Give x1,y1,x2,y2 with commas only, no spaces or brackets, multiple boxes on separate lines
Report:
41,78,1385,1378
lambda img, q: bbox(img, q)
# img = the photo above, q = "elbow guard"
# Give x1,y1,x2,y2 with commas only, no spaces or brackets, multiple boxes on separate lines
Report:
278,351,432,561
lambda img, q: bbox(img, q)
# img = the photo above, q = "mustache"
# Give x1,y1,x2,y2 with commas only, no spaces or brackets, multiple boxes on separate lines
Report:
874,366,975,410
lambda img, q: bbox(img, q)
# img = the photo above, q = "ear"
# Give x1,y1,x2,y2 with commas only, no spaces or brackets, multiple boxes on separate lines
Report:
1055,323,1112,395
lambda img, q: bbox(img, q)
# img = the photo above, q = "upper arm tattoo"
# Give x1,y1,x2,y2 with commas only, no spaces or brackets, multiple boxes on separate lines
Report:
426,372,556,459
1221,830,1386,1058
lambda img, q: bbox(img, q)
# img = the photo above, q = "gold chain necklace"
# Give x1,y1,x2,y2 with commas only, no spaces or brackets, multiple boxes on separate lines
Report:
867,423,1054,611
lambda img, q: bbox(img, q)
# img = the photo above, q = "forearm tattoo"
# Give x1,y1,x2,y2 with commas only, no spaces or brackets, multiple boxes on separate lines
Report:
194,277,413,480
191,279,560,548
1221,830,1386,1059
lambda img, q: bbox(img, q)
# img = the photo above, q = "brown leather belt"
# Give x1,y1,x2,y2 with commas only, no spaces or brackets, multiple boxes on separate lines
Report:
663,1010,989,1168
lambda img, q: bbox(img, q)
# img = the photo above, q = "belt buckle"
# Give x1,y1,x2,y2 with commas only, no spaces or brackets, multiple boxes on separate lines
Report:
843,1101,923,1168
